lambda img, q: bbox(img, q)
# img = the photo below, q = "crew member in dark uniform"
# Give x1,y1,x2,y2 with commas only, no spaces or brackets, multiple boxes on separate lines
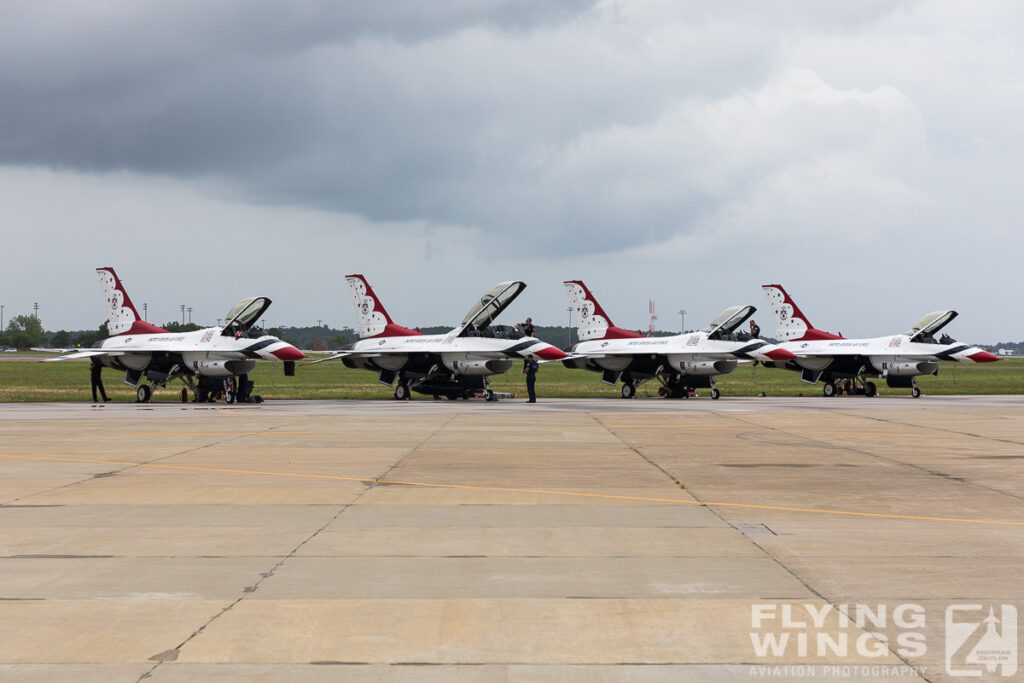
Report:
749,319,761,338
522,317,535,337
523,355,539,403
90,358,110,402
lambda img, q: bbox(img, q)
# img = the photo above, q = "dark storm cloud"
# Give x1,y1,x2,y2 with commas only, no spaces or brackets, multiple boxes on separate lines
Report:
0,0,789,254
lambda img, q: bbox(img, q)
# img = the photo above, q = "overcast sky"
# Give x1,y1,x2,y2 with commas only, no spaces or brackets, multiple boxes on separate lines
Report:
1,1,1020,342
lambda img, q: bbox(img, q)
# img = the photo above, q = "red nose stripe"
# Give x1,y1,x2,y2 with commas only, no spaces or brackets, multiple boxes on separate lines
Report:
764,348,797,361
533,346,568,361
968,350,999,363
271,346,306,361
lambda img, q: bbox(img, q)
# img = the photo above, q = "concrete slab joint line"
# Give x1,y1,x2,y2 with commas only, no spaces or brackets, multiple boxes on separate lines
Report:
136,414,459,680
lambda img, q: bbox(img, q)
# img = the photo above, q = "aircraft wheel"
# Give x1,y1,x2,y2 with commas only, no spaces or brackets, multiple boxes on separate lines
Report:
226,392,235,404
394,383,410,400
864,382,877,397
484,389,495,402
710,388,721,400
621,383,635,399
911,386,921,399
136,384,152,403
823,382,836,397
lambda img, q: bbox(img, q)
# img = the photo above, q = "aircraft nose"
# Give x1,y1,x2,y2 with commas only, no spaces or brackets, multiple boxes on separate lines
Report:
270,344,306,361
532,345,569,361
763,347,797,362
968,350,999,363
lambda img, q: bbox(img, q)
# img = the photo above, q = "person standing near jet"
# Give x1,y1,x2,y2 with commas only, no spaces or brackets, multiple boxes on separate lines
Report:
522,317,535,337
749,319,761,338
523,355,539,403
90,358,110,402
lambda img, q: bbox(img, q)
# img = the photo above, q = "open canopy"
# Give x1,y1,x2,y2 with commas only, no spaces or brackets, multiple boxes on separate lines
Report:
221,297,272,336
705,305,756,340
460,281,526,333
906,310,958,342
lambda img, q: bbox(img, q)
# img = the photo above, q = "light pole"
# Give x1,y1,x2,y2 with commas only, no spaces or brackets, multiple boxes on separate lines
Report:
678,309,687,334
142,303,147,322
180,305,185,325
187,306,193,324
33,302,39,319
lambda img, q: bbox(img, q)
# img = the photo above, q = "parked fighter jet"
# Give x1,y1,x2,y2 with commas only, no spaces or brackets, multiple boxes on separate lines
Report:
760,283,999,398
44,267,304,402
308,275,568,400
562,280,796,399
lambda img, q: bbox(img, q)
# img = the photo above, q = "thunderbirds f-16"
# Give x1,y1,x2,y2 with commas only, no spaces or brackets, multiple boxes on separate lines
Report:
562,280,797,399
44,267,305,402
308,275,569,400
760,283,999,397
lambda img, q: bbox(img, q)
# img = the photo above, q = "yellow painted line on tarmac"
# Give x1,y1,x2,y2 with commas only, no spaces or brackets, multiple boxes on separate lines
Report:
600,423,739,430
120,431,317,437
2,453,1024,528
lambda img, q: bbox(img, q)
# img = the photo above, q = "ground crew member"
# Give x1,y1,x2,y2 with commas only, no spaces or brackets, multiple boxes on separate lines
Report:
90,359,110,402
523,355,539,403
750,319,761,338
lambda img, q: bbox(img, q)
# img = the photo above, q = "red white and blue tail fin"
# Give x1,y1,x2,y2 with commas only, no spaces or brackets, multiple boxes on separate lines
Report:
761,284,842,341
564,280,643,341
96,267,167,336
345,274,421,339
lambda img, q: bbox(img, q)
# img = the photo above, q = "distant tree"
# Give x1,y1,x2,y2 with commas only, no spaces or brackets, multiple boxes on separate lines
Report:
7,314,45,349
75,321,109,347
162,322,201,333
51,330,73,348
329,334,351,349
311,338,327,352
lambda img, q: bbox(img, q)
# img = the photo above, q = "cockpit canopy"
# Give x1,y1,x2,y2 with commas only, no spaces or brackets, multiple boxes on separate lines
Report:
706,305,756,340
460,281,526,335
906,310,958,343
221,297,272,337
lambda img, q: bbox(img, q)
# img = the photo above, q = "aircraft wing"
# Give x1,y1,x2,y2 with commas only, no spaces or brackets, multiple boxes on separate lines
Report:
303,351,353,366
41,349,122,362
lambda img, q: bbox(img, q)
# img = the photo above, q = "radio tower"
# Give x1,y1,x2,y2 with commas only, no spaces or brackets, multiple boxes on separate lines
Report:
648,299,657,336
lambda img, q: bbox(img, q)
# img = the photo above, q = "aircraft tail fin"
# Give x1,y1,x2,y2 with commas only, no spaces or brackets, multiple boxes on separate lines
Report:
761,284,842,341
564,280,644,341
95,267,167,336
345,274,421,339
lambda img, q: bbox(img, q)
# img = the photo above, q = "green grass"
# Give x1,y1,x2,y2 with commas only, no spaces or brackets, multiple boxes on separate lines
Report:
2,352,1021,402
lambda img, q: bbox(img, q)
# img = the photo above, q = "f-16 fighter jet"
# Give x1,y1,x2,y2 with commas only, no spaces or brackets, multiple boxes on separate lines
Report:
761,283,999,397
563,280,796,399
44,267,304,402
310,275,568,401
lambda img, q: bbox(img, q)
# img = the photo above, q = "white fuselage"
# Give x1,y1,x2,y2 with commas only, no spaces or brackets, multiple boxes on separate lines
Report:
98,327,302,375
778,334,992,376
573,331,794,375
349,332,565,375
